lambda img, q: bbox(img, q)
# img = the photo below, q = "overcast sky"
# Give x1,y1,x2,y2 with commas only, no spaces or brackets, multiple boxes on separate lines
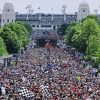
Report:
0,0,100,14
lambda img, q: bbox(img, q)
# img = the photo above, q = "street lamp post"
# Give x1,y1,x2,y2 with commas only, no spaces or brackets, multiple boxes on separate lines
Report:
58,52,61,66
45,43,52,85
87,36,89,60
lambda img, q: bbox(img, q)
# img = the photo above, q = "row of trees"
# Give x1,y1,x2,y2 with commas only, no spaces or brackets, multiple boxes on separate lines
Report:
63,15,100,64
0,21,32,56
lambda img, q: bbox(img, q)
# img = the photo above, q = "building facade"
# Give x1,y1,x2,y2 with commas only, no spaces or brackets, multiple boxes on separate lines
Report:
77,2,90,21
0,1,100,30
1,2,15,27
16,13,77,30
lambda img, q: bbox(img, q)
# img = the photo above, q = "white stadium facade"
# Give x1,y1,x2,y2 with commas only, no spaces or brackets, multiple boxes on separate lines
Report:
0,1,100,30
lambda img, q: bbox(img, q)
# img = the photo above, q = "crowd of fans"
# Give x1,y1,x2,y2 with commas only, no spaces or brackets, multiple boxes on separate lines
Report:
0,46,100,100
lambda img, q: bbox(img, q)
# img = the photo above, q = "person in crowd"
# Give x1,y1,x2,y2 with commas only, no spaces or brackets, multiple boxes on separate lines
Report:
0,46,100,100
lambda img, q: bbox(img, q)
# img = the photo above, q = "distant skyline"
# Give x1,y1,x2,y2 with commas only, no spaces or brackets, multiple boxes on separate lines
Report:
0,0,100,14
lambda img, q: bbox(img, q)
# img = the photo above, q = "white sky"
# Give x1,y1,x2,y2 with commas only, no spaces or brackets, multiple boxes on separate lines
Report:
0,0,100,14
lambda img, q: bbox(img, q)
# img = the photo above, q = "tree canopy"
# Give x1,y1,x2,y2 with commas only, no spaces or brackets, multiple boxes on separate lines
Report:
4,22,29,47
64,15,100,64
0,26,20,54
0,36,8,56
0,22,32,55
16,21,32,34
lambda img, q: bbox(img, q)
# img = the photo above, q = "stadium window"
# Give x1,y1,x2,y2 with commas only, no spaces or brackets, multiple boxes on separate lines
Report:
7,19,9,22
3,19,5,22
7,9,9,12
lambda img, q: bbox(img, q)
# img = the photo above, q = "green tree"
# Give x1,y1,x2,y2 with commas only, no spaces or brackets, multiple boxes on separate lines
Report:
85,35,98,59
0,36,8,56
0,27,20,54
64,22,77,45
64,15,100,63
23,22,32,34
82,18,99,37
95,47,100,64
71,24,86,52
81,18,100,58
57,24,69,35
81,15,98,22
16,21,32,34
95,32,100,64
4,22,29,47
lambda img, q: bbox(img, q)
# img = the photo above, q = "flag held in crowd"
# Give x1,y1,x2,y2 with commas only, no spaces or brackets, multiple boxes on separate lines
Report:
18,87,34,98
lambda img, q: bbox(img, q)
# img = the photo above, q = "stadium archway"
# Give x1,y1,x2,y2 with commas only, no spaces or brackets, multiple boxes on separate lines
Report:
34,30,58,47
36,39,57,47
